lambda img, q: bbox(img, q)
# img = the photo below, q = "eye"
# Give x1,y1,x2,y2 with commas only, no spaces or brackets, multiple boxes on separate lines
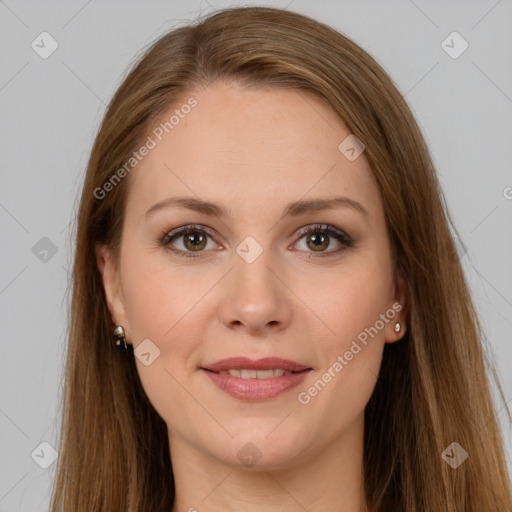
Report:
292,223,353,258
160,224,218,259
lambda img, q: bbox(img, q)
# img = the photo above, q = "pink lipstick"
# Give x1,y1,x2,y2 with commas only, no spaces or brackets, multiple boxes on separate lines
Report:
201,357,312,401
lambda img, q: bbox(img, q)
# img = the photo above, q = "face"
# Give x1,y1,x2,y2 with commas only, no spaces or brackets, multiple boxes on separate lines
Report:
97,82,407,470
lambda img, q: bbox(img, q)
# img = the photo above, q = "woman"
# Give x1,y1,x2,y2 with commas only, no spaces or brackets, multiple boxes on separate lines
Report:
50,6,512,511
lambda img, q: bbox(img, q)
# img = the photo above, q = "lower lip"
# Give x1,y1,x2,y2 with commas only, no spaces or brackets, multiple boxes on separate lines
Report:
201,369,311,401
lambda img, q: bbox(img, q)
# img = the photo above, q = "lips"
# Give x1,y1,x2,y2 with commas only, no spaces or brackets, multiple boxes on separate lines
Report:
200,357,312,401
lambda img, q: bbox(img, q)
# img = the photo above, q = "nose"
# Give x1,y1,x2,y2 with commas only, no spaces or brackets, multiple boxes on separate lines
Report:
218,246,293,336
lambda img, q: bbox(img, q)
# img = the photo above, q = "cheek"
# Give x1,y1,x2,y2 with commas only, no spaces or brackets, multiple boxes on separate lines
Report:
122,266,176,341
120,242,200,341
299,257,393,346
297,257,392,407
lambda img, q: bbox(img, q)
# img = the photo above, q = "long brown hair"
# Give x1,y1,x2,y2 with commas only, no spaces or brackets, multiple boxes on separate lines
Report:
50,6,511,511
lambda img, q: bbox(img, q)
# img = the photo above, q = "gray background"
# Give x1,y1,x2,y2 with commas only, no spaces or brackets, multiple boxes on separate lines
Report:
0,1,511,510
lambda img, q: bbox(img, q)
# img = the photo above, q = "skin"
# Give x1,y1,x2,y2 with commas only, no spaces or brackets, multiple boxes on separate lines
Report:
96,82,408,512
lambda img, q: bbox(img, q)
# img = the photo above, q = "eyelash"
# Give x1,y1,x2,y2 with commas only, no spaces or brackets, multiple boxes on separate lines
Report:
158,223,353,260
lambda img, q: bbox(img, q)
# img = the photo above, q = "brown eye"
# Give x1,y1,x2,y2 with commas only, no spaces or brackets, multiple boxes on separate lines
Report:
294,224,353,258
161,225,217,258
305,231,330,252
182,230,208,251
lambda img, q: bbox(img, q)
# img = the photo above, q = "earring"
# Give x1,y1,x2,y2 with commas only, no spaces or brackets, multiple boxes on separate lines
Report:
113,325,128,350
394,322,401,333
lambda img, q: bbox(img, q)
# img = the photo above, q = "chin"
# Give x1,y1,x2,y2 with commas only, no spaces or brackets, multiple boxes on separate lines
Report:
209,428,309,471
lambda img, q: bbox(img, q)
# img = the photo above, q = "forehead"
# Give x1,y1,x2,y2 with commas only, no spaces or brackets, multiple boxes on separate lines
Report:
125,82,382,222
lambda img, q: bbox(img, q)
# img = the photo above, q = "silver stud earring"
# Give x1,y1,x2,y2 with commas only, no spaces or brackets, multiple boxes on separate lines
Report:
113,325,128,350
394,322,401,333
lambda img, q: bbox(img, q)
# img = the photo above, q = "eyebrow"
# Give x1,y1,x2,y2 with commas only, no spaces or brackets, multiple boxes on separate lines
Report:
144,195,369,219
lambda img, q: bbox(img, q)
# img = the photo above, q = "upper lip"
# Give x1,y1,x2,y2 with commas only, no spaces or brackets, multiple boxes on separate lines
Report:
201,357,311,373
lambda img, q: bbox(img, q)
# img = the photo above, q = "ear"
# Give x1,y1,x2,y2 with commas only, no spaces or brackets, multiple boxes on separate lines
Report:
95,243,131,336
384,270,409,344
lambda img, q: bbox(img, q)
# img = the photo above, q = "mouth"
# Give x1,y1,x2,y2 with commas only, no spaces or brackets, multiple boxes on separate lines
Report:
200,357,312,401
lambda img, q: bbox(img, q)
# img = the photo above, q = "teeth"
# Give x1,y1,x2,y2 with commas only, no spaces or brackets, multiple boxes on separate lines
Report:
217,368,293,379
